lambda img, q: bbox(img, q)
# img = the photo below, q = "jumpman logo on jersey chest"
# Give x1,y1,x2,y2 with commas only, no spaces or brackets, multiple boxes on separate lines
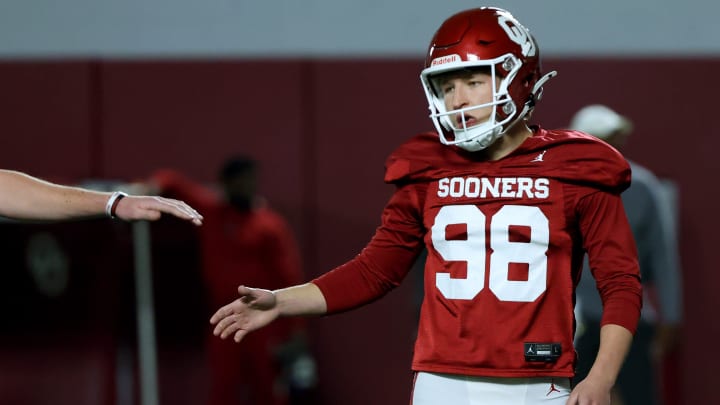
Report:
531,150,547,162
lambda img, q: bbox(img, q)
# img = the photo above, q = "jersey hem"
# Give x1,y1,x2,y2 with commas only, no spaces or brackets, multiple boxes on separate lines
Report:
411,363,575,378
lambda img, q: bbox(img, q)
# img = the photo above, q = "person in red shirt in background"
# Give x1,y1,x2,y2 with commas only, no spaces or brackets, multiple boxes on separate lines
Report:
148,156,315,405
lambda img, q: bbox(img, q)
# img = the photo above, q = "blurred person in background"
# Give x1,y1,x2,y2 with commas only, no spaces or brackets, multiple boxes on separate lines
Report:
0,169,202,224
145,156,316,405
570,104,683,405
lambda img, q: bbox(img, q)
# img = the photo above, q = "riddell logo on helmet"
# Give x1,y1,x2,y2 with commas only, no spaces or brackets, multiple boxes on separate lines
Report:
431,54,461,66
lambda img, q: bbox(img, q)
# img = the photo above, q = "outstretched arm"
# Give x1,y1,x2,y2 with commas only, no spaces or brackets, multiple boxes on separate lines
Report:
0,170,203,225
210,283,326,343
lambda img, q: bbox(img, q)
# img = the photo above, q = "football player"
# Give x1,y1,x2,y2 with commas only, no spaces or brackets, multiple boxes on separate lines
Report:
210,7,641,405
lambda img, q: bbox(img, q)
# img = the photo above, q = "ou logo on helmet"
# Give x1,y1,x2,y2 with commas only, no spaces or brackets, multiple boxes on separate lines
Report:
497,15,537,57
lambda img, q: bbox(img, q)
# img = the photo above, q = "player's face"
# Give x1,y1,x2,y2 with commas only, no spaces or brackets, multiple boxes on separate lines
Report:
436,70,496,130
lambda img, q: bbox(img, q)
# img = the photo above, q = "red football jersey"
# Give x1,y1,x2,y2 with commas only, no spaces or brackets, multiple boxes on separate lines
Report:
312,127,642,378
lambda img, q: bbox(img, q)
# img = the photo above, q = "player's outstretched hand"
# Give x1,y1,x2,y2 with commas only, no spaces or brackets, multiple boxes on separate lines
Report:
210,286,280,343
115,195,203,225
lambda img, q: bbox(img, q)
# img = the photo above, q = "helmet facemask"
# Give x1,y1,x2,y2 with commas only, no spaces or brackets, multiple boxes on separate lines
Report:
421,53,522,152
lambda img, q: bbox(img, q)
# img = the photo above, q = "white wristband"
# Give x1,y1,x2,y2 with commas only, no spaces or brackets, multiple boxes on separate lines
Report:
105,191,128,218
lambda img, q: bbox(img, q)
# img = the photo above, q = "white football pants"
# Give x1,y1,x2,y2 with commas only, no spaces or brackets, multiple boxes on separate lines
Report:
411,372,571,405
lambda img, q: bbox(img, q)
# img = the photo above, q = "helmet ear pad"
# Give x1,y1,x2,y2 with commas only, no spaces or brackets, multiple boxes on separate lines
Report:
512,73,538,112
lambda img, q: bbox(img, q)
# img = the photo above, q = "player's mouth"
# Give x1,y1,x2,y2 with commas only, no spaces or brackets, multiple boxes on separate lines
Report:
456,114,478,127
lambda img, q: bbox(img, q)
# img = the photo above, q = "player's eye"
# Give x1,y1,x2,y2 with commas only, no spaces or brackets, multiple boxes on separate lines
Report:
467,79,484,87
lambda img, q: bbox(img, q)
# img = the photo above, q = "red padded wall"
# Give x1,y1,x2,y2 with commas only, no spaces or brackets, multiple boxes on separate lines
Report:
0,61,95,180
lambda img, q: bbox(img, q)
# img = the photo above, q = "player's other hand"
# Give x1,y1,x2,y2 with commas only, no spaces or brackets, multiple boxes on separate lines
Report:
115,195,203,225
566,377,611,405
210,286,280,343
